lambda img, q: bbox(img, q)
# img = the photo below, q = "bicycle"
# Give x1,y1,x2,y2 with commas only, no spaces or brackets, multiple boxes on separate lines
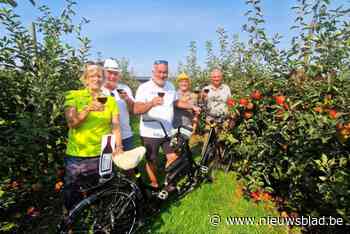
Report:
58,118,216,234
198,102,236,174
57,156,142,234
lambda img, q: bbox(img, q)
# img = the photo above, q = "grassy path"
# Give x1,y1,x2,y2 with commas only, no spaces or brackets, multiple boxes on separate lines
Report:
131,117,300,234
139,171,300,234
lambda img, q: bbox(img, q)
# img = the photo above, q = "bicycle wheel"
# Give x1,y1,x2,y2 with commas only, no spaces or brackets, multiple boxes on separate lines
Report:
60,189,138,234
200,143,219,172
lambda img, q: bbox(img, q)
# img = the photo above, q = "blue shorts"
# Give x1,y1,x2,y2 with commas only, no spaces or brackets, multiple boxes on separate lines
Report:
122,136,134,151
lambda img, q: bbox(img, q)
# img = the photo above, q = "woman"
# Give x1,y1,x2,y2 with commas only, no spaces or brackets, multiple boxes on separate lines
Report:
63,63,123,210
173,72,201,132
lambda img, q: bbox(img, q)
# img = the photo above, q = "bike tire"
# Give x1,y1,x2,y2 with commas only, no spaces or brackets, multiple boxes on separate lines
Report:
59,189,138,234
201,143,220,173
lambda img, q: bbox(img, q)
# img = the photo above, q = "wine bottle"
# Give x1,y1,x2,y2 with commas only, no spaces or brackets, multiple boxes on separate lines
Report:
104,136,113,153
99,135,113,177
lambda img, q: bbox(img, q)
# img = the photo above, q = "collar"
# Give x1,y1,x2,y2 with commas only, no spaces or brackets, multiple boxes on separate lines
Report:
81,88,93,97
210,84,223,91
178,90,191,96
151,78,166,89
101,87,116,96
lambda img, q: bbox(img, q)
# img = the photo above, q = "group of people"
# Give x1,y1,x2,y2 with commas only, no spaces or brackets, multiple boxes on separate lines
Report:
63,58,231,210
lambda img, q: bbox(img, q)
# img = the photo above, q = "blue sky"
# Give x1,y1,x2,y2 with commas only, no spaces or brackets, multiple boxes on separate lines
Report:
1,0,348,75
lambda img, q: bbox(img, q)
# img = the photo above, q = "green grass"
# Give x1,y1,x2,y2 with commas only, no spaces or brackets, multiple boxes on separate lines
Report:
138,171,299,234
131,116,300,234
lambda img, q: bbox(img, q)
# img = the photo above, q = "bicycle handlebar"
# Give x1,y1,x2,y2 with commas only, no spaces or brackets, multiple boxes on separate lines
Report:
142,116,170,139
142,116,194,140
197,102,229,124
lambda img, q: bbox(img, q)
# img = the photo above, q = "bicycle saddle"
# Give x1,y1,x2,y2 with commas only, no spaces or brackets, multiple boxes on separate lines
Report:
113,146,145,170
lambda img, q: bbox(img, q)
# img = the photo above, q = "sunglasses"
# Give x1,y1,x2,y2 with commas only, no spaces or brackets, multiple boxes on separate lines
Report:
86,60,97,65
154,60,168,65
85,61,104,67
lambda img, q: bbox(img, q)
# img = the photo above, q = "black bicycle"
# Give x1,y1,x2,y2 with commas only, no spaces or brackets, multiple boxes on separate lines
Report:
198,102,236,173
58,119,217,234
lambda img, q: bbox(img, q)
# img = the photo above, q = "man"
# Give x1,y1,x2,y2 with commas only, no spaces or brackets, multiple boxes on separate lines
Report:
102,58,135,151
202,68,231,120
134,60,196,188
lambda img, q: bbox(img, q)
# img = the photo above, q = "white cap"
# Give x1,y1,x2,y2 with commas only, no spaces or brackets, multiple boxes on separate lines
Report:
103,58,120,72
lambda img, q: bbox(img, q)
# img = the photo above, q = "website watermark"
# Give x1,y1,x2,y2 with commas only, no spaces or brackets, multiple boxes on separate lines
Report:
209,214,348,227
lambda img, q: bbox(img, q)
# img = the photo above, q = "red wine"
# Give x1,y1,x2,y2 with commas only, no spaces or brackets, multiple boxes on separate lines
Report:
117,89,124,93
158,92,165,97
203,89,210,94
97,96,107,104
103,136,113,154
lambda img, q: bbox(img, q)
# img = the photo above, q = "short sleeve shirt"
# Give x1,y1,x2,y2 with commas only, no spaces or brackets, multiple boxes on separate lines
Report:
173,91,197,129
135,79,178,138
102,83,134,140
64,89,119,157
203,84,231,117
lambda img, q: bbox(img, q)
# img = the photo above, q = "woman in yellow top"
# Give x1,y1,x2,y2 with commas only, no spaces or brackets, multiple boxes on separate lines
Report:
63,63,123,210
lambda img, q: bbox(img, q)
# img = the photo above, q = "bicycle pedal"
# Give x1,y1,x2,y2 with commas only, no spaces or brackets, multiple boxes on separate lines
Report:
200,165,209,174
165,184,177,193
158,190,169,200
206,175,214,183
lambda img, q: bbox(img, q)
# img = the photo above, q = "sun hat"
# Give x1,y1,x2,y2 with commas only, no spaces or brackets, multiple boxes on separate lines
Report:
176,72,191,83
103,58,120,72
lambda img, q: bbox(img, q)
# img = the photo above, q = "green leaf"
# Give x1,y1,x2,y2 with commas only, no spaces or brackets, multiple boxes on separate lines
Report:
321,153,328,163
0,0,17,7
0,222,16,231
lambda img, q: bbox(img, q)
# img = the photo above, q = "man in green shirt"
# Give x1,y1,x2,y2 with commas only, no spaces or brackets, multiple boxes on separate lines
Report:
63,63,123,210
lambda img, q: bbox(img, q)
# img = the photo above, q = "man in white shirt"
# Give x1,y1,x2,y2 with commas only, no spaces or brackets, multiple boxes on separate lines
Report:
102,58,135,151
134,60,197,188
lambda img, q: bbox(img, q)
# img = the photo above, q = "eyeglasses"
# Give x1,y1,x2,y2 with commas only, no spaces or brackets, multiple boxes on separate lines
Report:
154,60,168,65
85,61,104,67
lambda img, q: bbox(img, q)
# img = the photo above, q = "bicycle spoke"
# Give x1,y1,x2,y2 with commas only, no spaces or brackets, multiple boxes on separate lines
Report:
61,190,137,234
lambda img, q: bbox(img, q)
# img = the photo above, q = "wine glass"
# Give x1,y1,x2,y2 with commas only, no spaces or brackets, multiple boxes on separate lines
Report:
158,92,165,98
194,87,201,94
97,93,108,104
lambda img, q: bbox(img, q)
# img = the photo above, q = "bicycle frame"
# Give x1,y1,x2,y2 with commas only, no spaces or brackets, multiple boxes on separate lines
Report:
142,117,215,186
58,118,216,234
197,103,235,173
